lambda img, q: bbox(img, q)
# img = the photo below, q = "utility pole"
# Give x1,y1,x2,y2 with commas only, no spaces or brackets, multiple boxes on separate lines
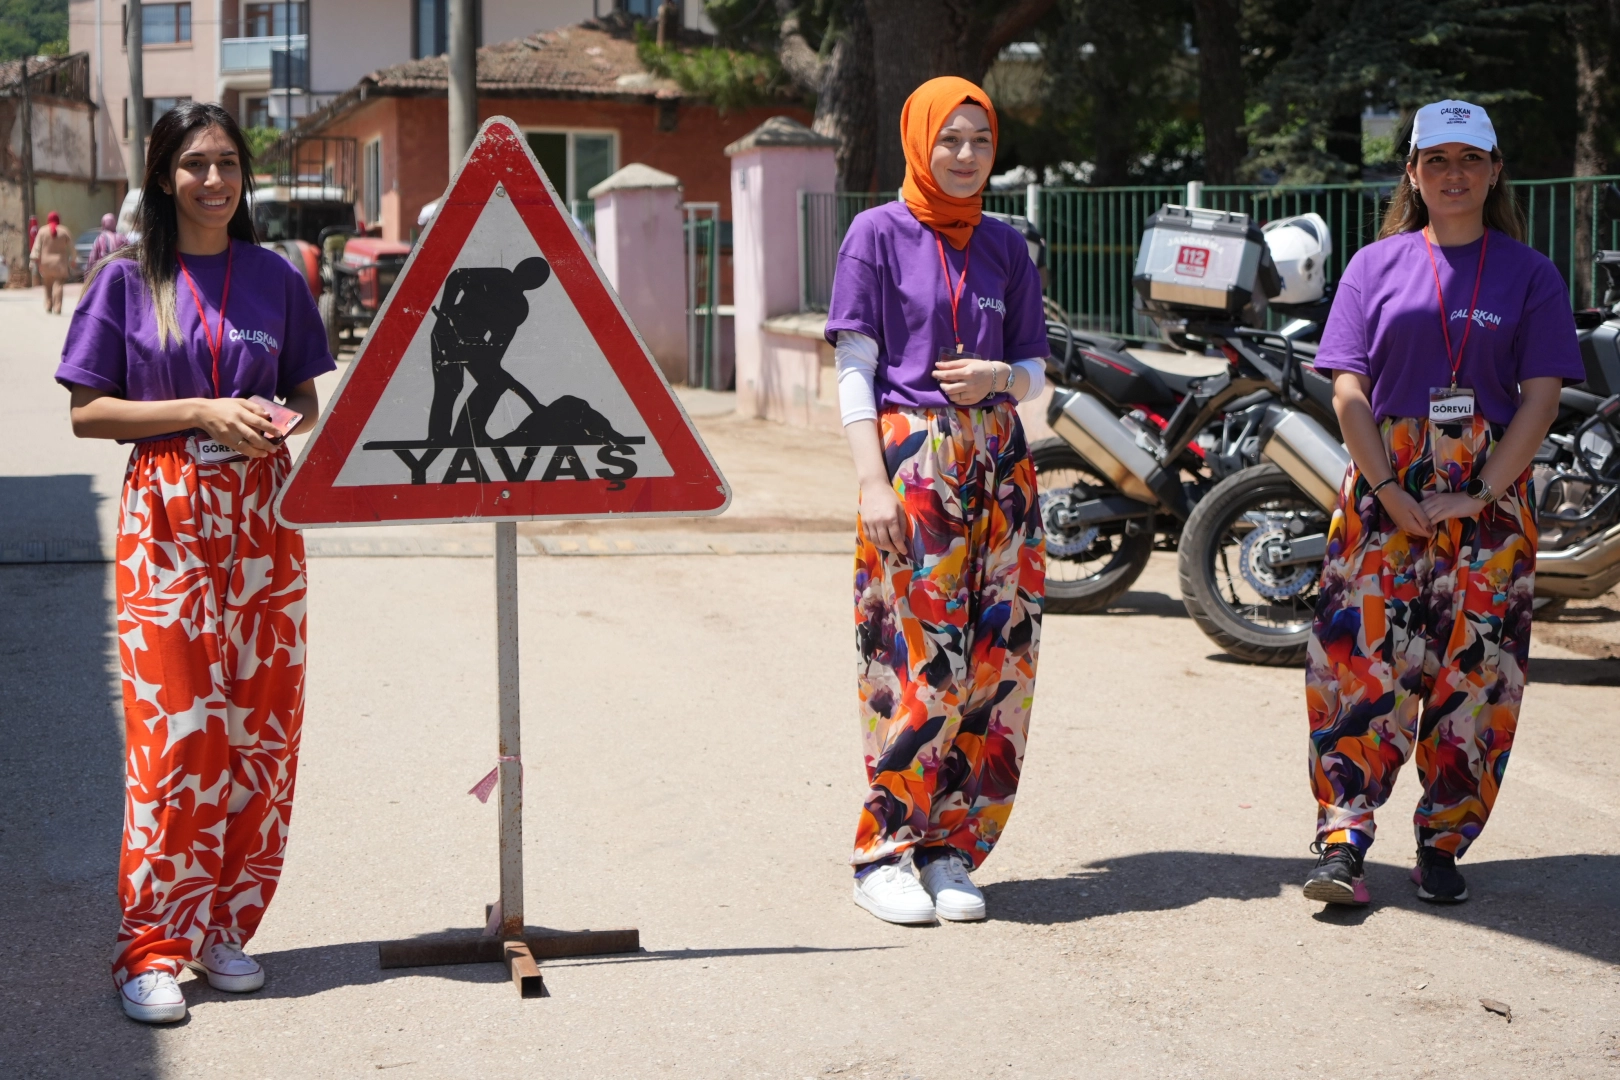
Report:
20,57,36,276
282,0,291,130
447,0,477,161
127,0,146,186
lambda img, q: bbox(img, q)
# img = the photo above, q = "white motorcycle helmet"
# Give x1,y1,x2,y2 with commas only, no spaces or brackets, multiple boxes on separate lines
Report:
1262,212,1331,304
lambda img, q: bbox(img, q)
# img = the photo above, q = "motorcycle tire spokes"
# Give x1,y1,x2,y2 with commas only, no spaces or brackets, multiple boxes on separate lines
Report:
1029,438,1154,615
1178,464,1327,666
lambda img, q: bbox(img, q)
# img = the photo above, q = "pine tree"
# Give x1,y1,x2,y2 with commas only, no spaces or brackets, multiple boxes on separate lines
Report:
1242,0,1553,184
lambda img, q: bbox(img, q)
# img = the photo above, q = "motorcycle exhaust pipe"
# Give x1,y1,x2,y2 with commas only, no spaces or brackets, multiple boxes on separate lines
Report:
1047,388,1191,518
1535,521,1620,599
1259,406,1350,512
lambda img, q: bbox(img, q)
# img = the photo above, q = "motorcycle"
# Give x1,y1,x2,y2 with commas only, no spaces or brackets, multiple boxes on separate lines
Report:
1033,208,1341,615
1176,248,1620,664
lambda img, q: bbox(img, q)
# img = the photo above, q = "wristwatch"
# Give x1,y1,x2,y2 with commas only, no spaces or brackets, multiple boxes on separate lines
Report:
1463,476,1496,503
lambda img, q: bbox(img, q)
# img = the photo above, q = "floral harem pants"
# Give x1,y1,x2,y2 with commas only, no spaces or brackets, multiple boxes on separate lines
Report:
113,437,308,985
853,402,1045,871
1307,414,1537,859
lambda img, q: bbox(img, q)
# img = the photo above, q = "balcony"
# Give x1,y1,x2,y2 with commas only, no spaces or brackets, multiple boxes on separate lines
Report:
221,34,307,76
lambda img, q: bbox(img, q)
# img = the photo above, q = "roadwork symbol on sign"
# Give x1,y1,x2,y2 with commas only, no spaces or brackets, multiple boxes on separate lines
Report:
276,117,730,528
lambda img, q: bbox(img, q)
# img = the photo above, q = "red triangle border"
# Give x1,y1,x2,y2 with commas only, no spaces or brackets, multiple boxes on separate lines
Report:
276,117,730,528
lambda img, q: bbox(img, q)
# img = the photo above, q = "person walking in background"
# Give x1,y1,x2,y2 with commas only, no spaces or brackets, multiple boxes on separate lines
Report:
827,76,1047,926
89,211,127,266
30,211,74,313
1303,100,1584,907
54,102,334,1023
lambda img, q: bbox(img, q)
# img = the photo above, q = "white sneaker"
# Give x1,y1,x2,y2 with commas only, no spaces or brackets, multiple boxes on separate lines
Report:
852,854,937,925
120,971,187,1024
188,941,265,992
918,852,987,921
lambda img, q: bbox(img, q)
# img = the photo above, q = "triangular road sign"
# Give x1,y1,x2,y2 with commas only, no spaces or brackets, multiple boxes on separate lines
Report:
276,117,730,527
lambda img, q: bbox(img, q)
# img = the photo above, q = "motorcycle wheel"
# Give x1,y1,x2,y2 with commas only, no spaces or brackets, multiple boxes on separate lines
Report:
1030,438,1155,614
1177,463,1328,666
318,288,341,358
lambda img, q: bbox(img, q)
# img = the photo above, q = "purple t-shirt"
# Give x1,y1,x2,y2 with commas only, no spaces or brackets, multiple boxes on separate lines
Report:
56,240,335,439
824,201,1048,411
1314,229,1584,424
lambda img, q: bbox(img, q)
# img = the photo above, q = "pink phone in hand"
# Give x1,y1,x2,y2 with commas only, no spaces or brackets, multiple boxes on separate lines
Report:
249,395,304,442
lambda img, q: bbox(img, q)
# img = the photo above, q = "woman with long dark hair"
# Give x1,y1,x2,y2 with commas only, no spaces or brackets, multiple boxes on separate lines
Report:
1302,101,1583,907
827,77,1046,925
55,102,334,1021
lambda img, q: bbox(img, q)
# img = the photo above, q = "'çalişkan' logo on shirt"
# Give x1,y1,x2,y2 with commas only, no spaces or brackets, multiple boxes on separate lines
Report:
1451,307,1502,330
977,294,1006,316
229,328,280,352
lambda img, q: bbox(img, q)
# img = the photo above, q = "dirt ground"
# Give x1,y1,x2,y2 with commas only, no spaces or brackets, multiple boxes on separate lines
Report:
2,284,1618,1079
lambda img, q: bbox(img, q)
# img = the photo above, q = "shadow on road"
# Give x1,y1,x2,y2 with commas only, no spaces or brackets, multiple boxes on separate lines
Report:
0,477,159,1077
1043,588,1188,619
1527,656,1620,686
0,473,105,546
984,850,1620,966
234,939,895,1000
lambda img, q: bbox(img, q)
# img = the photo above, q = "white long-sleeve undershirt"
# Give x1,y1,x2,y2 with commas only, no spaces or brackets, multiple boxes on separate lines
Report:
835,331,1046,426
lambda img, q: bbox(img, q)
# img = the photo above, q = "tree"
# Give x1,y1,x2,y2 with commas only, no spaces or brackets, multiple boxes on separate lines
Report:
1243,0,1548,184
1006,0,1198,187
0,0,67,60
861,0,1056,189
1192,0,1245,183
1570,0,1619,301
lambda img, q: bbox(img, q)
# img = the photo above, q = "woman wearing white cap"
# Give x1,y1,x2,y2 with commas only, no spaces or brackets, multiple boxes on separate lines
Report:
1302,100,1585,906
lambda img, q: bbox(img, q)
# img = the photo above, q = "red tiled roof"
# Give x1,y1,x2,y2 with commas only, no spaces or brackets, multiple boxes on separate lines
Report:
301,21,683,134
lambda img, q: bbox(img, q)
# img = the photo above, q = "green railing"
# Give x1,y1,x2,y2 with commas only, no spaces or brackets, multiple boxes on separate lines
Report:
801,177,1620,337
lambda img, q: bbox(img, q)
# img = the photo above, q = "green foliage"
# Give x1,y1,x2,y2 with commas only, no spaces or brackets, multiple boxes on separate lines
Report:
0,0,67,61
636,20,788,112
1009,0,1203,186
242,126,283,164
1242,0,1553,183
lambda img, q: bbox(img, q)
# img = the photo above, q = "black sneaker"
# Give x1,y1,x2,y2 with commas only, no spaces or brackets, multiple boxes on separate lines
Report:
1411,847,1469,903
1303,841,1370,905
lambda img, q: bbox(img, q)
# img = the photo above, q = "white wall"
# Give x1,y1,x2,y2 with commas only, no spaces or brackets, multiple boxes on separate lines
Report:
308,0,414,97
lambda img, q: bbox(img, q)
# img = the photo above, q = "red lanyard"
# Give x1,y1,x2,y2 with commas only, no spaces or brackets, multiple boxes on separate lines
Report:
1421,226,1488,389
177,245,233,397
933,230,971,352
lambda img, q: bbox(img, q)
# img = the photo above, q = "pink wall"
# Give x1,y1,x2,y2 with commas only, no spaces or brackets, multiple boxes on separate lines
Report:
594,182,687,383
728,143,836,419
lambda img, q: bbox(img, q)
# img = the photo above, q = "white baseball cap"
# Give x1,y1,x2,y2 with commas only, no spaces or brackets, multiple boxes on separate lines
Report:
1410,99,1498,153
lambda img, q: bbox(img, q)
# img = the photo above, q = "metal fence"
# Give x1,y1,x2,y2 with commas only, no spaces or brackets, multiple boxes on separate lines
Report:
801,177,1620,337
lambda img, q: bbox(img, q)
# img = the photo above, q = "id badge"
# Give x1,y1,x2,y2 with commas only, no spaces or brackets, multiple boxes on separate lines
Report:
937,346,986,363
1429,386,1475,423
192,436,246,464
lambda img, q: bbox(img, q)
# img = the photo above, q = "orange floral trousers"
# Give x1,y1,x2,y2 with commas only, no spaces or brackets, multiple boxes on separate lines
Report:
853,404,1045,871
1307,415,1537,859
113,437,307,985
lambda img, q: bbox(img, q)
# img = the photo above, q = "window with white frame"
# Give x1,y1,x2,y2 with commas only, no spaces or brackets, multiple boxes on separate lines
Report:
523,129,617,230
362,138,383,229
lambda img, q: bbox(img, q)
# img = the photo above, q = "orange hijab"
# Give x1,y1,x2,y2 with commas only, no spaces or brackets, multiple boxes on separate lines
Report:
899,76,999,250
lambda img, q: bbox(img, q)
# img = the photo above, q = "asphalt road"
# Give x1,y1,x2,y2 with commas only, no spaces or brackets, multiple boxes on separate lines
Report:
2,284,1618,1079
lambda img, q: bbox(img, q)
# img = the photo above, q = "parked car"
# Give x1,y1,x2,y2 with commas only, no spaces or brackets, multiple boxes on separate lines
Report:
72,228,99,280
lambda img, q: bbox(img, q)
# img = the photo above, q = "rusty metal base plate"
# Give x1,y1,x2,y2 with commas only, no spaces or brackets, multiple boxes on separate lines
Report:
378,926,640,997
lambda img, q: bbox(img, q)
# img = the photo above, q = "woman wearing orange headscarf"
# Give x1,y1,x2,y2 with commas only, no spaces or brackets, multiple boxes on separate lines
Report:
826,77,1047,925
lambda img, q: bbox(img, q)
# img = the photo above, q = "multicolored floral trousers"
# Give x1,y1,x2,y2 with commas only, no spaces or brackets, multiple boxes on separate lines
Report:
853,402,1045,871
113,437,308,985
1307,414,1536,858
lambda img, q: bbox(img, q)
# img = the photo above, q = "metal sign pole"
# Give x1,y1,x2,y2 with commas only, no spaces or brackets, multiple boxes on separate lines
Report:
494,520,524,938
377,522,638,996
